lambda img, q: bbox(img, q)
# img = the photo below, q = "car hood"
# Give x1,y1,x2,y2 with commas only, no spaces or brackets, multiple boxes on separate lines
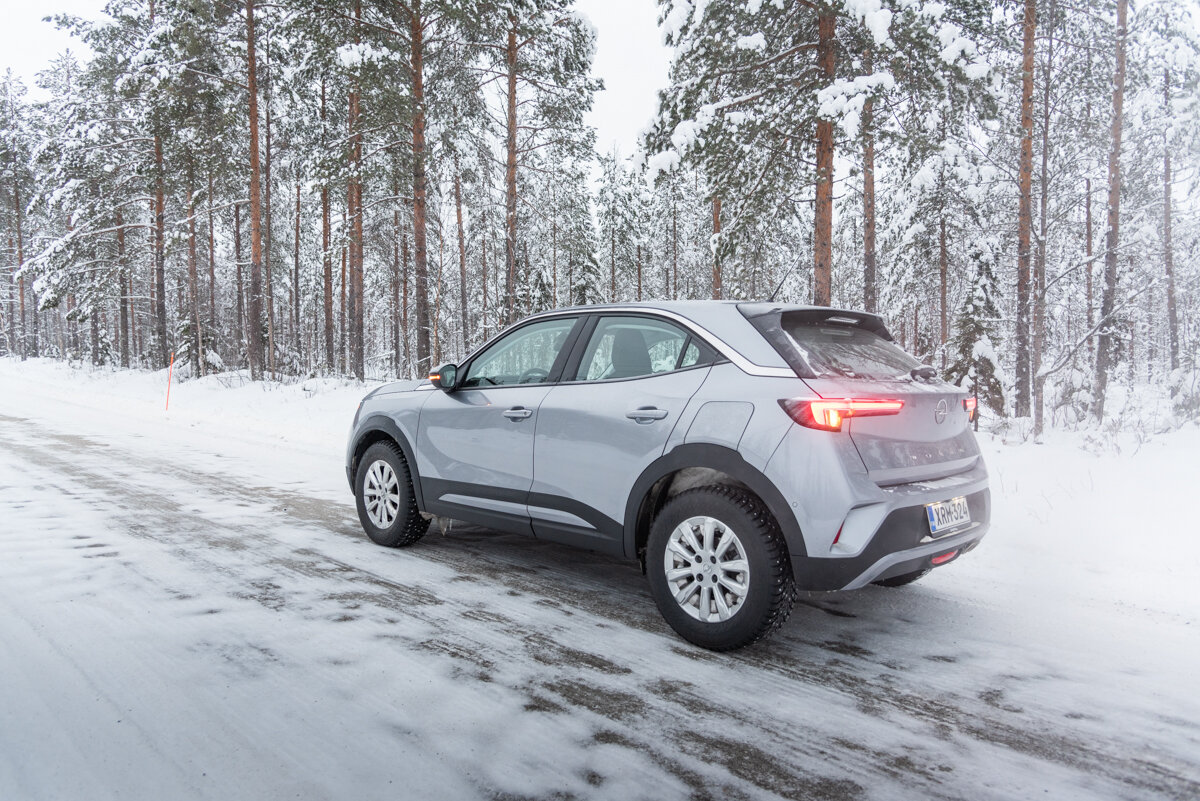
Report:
365,379,428,399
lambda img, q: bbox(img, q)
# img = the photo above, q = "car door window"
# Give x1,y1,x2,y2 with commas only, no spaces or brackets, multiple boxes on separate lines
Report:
574,316,692,381
461,318,576,387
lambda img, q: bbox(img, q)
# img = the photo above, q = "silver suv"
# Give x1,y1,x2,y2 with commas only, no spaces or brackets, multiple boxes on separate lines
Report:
346,302,990,650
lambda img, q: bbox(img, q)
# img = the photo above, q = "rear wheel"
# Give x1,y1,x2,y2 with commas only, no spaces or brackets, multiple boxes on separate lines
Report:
646,486,795,650
354,441,429,547
872,568,931,588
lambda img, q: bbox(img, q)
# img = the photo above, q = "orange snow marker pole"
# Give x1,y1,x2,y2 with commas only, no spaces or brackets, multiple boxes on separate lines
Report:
165,351,175,411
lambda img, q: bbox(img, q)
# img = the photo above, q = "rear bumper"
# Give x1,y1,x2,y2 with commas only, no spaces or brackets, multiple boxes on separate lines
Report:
793,488,990,591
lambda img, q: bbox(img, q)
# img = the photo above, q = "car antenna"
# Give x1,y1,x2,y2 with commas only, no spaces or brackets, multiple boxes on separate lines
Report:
768,256,805,302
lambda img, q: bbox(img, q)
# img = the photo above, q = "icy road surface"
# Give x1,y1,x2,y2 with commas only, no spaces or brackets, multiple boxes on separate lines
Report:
1,359,1198,801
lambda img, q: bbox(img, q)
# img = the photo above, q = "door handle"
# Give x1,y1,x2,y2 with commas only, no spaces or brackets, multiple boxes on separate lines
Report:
626,407,669,423
503,406,534,420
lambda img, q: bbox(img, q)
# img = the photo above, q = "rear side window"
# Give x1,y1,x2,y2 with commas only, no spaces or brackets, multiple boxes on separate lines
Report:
573,316,713,381
744,307,921,380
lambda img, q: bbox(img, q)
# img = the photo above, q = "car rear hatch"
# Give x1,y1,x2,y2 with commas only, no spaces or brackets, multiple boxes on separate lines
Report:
739,304,979,485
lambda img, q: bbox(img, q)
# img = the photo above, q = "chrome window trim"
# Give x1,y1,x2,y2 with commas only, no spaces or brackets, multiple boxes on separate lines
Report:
464,306,795,379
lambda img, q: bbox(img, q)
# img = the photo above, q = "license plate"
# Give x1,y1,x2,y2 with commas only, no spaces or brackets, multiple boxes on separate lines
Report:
926,496,971,536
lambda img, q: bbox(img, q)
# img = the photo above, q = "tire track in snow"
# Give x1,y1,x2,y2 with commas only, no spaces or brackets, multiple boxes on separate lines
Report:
2,414,1197,801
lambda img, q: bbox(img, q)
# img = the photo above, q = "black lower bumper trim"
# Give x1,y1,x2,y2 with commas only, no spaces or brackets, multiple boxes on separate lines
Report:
793,488,991,591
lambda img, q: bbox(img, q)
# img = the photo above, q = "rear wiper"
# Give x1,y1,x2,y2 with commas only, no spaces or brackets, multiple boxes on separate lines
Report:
910,365,937,381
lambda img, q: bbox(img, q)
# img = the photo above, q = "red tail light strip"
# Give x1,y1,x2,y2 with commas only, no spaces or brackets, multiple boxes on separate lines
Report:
778,398,905,432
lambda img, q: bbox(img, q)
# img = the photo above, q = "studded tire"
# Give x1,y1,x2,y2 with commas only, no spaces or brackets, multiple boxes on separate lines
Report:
354,441,429,548
646,485,796,651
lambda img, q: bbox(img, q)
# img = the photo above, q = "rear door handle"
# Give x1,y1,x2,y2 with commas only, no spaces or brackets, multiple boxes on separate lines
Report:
626,407,669,423
503,406,534,420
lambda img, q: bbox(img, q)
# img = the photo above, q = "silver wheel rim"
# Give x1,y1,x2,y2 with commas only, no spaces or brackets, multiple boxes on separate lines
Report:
363,459,401,529
664,515,751,622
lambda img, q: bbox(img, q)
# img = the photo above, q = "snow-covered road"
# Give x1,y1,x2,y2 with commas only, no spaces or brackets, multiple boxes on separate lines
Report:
1,359,1198,800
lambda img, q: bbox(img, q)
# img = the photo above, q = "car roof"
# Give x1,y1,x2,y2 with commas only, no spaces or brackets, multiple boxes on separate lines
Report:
524,300,797,369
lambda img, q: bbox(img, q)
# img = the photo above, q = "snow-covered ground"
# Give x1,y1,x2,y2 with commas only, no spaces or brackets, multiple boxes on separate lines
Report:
1,357,1197,801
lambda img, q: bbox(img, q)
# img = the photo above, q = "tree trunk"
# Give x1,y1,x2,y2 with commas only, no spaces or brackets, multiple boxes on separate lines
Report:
812,9,836,307
340,210,347,373
5,230,14,357
1033,0,1055,437
1163,69,1179,371
939,213,948,367
11,152,26,359
153,134,169,367
129,266,138,364
208,170,216,331
1085,177,1093,364
186,169,203,376
347,0,364,380
1014,0,1037,418
862,48,877,313
321,78,334,372
392,179,401,377
481,216,488,330
551,185,557,305
1093,0,1127,421
671,198,678,300
410,0,432,375
712,196,722,299
235,202,246,362
637,243,642,302
265,29,276,379
293,179,302,365
454,154,468,352
610,214,616,301
504,20,519,323
245,0,266,380
403,228,411,372
117,210,129,367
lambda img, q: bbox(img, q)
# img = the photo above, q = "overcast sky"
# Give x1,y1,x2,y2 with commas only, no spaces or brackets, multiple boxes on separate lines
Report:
0,0,671,161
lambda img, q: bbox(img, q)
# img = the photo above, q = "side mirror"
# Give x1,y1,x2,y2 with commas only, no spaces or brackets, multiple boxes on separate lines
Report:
429,363,458,392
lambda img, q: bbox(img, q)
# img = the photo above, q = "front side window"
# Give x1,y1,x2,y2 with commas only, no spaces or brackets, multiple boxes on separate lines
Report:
461,318,576,387
574,316,693,381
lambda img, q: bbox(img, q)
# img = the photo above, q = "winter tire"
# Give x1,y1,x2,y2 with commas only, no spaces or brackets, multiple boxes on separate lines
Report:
872,568,931,588
355,441,429,547
646,485,796,650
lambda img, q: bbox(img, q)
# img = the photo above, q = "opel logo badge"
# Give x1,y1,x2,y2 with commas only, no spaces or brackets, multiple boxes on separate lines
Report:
934,399,949,424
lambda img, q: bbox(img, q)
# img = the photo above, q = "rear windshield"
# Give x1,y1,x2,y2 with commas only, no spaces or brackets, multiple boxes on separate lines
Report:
742,307,921,380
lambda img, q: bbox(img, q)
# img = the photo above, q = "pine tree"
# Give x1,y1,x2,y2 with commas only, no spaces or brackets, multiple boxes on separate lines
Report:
947,238,1005,417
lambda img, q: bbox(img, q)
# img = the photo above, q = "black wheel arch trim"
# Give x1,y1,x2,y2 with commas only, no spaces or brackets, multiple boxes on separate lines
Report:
623,443,808,561
349,414,427,512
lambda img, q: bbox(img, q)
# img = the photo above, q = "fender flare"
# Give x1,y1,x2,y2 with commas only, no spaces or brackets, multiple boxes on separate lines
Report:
350,414,426,512
623,443,808,561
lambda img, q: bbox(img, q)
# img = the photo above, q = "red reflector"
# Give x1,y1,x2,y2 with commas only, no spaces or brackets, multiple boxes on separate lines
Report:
779,398,904,432
832,523,843,545
931,550,958,566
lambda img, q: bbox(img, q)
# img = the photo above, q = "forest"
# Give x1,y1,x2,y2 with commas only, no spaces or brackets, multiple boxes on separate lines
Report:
1,0,1197,435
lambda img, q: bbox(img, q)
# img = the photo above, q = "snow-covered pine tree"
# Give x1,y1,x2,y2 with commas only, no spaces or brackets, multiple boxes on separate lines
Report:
947,238,1005,419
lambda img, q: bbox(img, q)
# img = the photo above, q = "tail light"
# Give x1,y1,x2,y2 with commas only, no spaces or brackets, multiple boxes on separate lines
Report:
963,397,977,422
778,398,904,432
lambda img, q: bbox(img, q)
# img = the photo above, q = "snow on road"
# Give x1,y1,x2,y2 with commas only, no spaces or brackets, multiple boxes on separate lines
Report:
1,358,1198,800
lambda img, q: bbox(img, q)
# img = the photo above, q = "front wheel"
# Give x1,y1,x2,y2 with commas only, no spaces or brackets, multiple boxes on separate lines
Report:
354,441,429,547
646,486,795,650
